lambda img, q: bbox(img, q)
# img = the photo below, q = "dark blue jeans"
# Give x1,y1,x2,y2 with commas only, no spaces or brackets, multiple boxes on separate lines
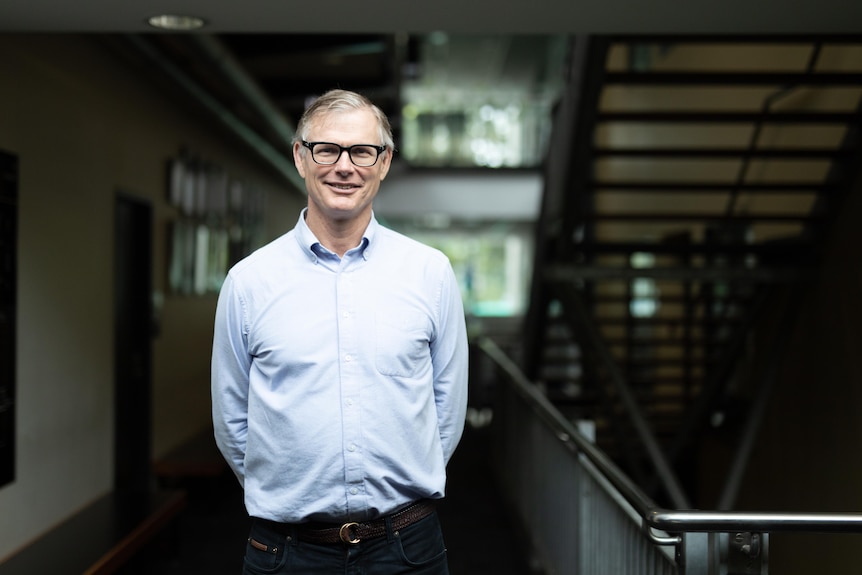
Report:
242,512,450,574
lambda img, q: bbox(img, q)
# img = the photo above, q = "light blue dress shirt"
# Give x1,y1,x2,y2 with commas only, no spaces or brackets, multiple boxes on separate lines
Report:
212,210,469,524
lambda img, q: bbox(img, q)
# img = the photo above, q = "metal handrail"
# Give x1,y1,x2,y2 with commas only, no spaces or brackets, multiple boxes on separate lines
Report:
475,335,862,539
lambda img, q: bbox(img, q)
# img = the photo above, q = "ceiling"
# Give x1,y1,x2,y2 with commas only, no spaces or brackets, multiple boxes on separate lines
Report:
1,0,860,34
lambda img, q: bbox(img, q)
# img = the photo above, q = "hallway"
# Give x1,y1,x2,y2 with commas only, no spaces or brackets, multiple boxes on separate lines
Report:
121,421,534,574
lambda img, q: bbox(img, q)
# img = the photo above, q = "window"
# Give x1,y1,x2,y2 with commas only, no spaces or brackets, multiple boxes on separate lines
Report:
387,219,533,317
630,252,659,318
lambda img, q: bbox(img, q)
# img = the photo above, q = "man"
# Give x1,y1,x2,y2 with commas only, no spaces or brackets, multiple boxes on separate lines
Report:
211,89,469,574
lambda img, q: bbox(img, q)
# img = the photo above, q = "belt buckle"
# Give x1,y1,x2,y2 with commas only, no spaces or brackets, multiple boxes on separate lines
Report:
339,522,361,544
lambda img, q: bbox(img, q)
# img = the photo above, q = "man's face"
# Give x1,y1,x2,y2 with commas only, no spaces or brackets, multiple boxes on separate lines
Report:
293,108,392,223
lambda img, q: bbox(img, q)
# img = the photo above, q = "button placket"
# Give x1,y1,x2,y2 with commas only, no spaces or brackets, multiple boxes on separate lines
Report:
337,268,363,507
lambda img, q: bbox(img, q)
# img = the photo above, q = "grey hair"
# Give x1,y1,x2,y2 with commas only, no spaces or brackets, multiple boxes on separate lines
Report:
293,89,395,152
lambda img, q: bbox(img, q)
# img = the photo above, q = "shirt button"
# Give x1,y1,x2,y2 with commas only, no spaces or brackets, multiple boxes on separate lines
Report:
344,354,352,362
346,398,354,407
350,487,358,495
348,443,357,452
342,311,350,319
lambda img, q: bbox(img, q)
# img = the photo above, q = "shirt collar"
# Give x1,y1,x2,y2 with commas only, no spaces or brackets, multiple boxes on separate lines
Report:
294,208,378,262
361,213,378,260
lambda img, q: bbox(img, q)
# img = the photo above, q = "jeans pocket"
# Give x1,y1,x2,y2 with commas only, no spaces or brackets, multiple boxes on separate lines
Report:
395,513,449,569
243,521,290,574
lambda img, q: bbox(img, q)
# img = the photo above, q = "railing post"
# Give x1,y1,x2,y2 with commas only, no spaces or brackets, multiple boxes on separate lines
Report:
677,532,712,575
678,531,768,574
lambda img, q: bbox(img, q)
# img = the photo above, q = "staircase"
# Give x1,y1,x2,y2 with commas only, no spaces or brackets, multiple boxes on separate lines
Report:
522,35,862,508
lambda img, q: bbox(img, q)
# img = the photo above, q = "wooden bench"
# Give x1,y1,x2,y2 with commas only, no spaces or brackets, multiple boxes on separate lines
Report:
0,489,186,575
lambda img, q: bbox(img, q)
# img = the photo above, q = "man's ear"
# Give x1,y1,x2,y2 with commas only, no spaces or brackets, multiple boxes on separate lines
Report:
293,142,307,179
378,149,393,181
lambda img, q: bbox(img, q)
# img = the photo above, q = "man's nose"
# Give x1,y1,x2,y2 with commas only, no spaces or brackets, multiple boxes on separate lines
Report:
334,149,355,169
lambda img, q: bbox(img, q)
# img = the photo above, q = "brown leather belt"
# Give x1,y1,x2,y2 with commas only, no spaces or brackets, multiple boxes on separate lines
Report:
262,500,437,545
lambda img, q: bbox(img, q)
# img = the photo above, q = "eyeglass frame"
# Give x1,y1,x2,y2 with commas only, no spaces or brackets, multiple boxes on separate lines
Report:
301,140,387,167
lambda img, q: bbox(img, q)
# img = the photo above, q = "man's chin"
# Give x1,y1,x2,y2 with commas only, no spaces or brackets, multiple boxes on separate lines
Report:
322,202,369,222
325,195,375,216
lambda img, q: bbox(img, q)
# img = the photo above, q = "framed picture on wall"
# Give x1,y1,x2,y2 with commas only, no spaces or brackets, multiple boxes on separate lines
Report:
165,151,265,296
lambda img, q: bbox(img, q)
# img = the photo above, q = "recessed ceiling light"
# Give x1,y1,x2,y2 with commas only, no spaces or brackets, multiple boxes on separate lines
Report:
147,14,207,30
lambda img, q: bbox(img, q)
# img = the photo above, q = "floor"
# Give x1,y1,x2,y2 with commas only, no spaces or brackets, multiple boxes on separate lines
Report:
121,420,535,574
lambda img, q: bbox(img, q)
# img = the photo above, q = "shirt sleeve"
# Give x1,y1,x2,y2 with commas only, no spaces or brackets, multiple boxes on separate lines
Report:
431,261,470,465
211,273,251,485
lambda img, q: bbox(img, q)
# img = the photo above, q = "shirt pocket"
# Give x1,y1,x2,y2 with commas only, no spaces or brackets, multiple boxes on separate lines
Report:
375,311,431,377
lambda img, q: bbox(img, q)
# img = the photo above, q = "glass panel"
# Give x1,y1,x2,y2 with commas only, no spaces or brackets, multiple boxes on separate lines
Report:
400,34,567,168
386,218,533,317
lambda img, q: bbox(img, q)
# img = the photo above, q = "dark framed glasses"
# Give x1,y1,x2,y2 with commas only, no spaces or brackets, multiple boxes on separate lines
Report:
301,141,386,167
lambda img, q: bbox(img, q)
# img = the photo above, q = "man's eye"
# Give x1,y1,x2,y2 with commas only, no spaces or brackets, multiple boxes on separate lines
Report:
317,145,339,155
352,147,373,157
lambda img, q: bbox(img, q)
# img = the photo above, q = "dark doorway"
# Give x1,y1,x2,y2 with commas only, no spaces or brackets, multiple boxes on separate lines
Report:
0,150,17,489
114,193,153,492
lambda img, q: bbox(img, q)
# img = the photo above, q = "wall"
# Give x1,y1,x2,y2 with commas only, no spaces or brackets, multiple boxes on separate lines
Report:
376,163,542,221
0,34,305,560
734,167,862,572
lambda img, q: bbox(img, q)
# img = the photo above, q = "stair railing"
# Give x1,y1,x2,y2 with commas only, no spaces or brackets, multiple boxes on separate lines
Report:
477,335,862,574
